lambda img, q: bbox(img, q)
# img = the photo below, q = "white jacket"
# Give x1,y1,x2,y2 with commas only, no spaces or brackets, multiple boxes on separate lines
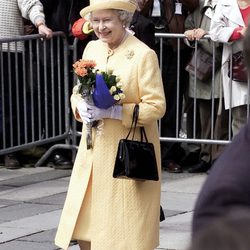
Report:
210,0,248,109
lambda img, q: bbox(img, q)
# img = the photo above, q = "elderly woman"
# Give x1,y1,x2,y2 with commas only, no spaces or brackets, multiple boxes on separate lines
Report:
184,0,228,174
55,0,166,250
210,0,250,137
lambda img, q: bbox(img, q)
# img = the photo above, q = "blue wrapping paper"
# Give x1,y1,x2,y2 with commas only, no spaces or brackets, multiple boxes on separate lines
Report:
93,73,116,109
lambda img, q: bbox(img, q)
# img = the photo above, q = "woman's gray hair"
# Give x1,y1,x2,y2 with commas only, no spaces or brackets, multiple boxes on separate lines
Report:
89,10,133,27
116,10,133,27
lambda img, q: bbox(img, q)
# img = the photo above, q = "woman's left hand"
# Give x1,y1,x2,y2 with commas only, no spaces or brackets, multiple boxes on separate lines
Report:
87,104,122,122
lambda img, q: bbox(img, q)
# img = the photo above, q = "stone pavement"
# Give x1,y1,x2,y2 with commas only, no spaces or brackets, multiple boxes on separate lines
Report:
0,166,207,250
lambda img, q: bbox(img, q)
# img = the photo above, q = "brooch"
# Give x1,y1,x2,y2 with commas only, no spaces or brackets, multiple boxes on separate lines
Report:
125,50,134,59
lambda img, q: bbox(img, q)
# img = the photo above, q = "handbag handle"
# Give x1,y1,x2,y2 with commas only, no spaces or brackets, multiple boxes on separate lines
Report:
125,104,149,143
140,127,149,143
126,104,139,140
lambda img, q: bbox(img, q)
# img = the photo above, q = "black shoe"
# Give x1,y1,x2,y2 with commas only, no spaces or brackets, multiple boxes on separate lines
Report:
4,153,21,169
48,153,72,169
160,205,165,222
163,161,183,173
188,160,210,173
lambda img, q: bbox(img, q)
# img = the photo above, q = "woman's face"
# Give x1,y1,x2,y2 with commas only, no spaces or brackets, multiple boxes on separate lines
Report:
91,9,125,49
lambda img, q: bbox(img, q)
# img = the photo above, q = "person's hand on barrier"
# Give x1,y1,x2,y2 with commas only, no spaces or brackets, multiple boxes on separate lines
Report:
36,22,53,39
86,104,122,122
185,28,207,41
77,100,92,124
193,28,207,40
184,29,196,41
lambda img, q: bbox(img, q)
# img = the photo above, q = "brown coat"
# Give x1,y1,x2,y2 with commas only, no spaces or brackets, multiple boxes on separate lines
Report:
142,0,198,32
55,34,166,250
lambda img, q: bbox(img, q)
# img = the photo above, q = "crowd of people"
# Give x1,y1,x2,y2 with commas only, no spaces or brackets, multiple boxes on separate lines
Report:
1,0,250,249
1,1,249,171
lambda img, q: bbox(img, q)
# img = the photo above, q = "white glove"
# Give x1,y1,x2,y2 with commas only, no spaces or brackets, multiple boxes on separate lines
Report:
77,100,92,124
86,103,122,122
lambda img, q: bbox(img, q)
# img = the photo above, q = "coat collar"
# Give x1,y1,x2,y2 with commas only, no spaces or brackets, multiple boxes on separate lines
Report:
203,0,218,9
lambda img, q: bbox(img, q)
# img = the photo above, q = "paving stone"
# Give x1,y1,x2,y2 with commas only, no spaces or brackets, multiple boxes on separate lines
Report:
0,185,14,192
0,210,61,244
0,226,42,244
20,228,57,242
0,203,61,223
0,239,58,250
68,245,79,250
0,169,71,187
0,199,20,209
30,192,67,206
0,210,61,230
162,174,206,193
159,212,193,250
0,167,55,181
161,191,198,212
0,179,69,201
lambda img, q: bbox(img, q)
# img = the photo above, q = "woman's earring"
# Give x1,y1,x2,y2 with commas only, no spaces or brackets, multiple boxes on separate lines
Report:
122,25,126,29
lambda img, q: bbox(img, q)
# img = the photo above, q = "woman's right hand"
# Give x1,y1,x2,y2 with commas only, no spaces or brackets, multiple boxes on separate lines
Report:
77,100,92,124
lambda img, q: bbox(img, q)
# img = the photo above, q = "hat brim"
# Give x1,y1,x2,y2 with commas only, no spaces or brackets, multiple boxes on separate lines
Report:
80,1,136,18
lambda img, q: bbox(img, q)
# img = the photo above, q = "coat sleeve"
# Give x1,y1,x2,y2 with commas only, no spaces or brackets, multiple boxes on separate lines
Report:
18,0,45,25
122,50,166,127
184,8,196,31
209,3,235,43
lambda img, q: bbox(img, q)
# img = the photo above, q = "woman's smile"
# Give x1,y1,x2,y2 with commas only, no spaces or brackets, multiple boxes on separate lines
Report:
91,9,126,49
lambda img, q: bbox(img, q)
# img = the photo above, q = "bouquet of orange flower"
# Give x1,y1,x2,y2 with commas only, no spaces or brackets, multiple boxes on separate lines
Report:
73,59,125,149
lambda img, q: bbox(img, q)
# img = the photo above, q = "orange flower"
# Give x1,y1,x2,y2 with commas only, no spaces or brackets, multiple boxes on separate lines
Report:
73,59,96,77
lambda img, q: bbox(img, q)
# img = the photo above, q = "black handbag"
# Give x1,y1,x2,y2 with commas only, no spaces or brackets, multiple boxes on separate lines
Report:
113,104,159,181
228,51,248,83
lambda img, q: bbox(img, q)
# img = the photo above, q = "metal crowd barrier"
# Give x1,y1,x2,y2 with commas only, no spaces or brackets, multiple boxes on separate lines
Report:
155,32,249,147
0,32,77,165
1,32,249,166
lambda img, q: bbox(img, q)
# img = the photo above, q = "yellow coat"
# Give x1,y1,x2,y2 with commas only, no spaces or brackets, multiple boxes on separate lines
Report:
55,34,166,250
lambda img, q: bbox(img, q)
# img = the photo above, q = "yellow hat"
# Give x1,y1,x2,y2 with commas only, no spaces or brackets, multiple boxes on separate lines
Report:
80,0,137,18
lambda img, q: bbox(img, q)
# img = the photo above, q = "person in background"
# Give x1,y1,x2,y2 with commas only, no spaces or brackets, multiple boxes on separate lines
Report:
188,208,250,250
0,0,52,169
22,0,90,169
55,0,166,249
191,22,250,236
142,0,199,173
184,0,228,173
210,0,250,138
40,0,90,56
129,0,156,50
39,0,90,169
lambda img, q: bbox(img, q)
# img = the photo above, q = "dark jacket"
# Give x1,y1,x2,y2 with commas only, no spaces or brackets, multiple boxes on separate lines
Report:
142,0,199,48
192,119,250,236
130,10,156,50
40,0,88,36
